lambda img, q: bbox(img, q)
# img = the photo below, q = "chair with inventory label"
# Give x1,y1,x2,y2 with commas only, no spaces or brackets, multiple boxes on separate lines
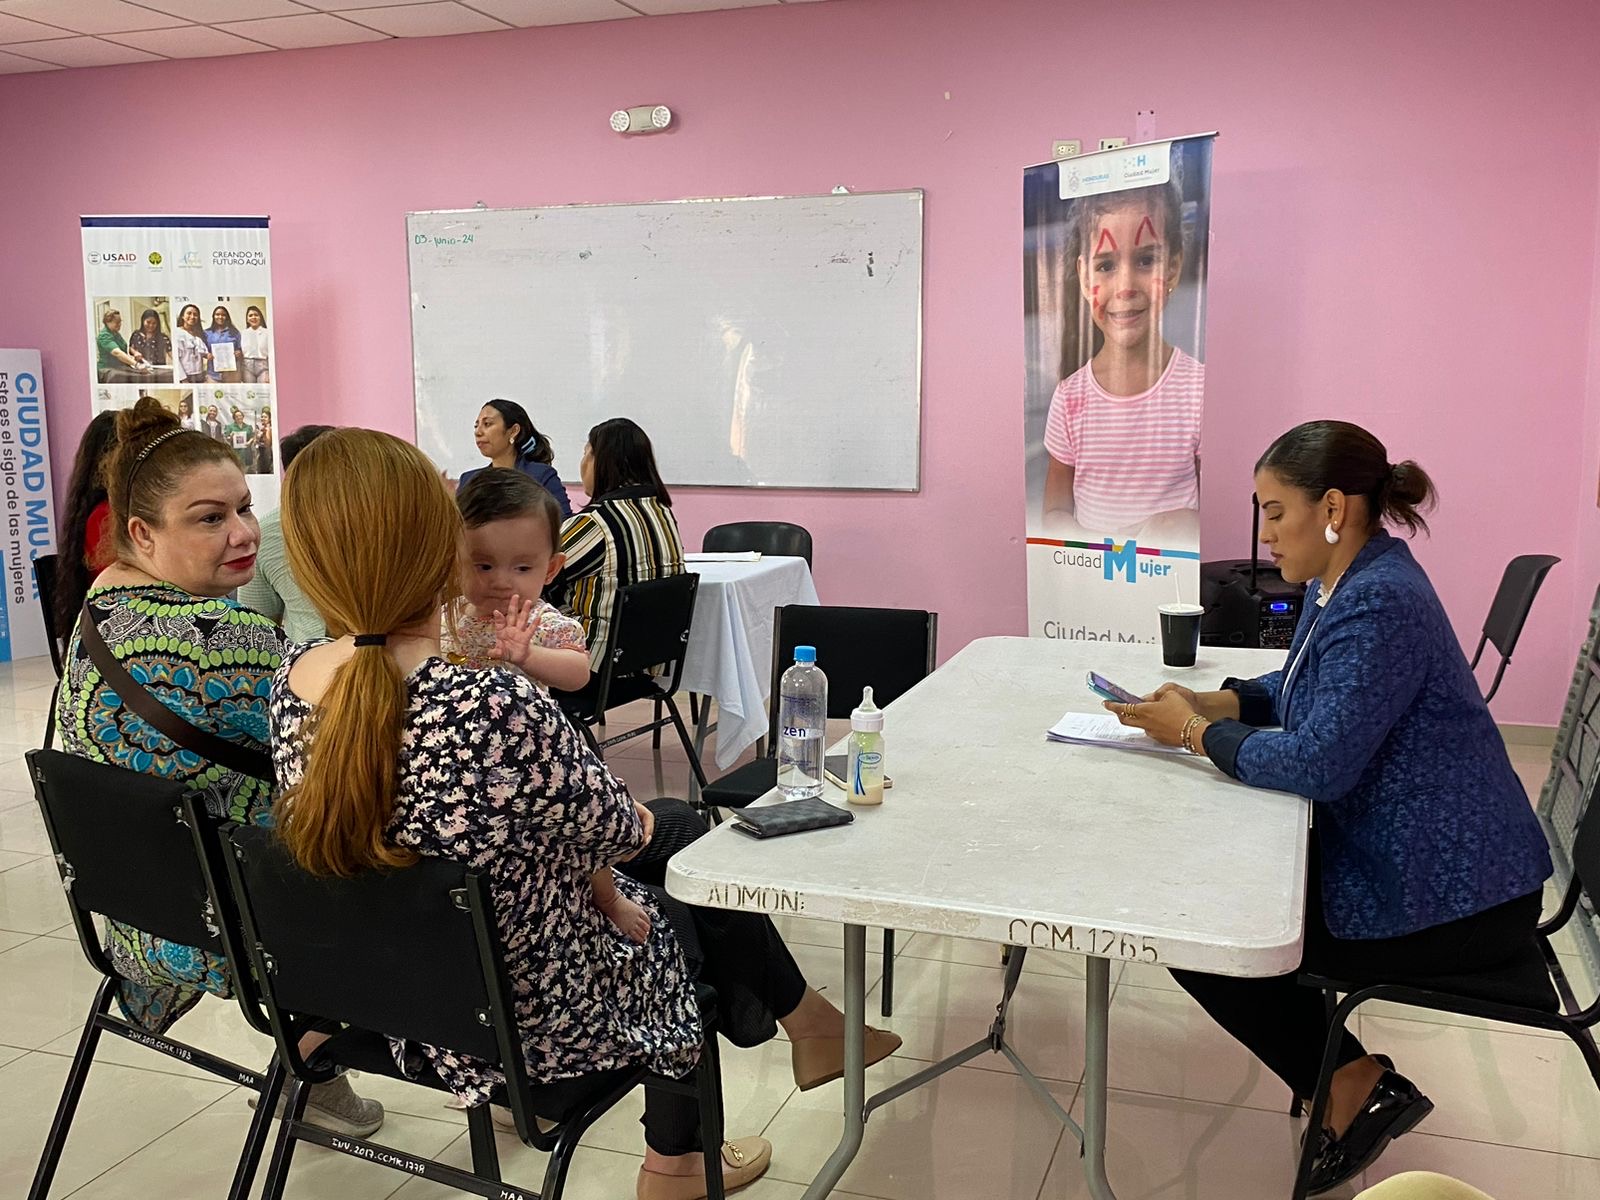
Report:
23,749,284,1200
220,821,731,1200
701,603,937,1016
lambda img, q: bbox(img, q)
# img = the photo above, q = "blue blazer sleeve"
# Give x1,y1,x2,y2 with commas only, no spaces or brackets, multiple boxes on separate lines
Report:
1209,589,1430,805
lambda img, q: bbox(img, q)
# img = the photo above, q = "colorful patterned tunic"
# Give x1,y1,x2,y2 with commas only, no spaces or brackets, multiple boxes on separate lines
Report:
56,582,287,1031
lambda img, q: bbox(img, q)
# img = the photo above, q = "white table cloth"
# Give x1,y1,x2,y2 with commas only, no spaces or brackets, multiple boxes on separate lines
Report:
681,556,819,770
667,636,1309,1199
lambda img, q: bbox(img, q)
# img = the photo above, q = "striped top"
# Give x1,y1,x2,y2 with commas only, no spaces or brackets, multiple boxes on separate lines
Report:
1043,347,1204,534
550,486,686,670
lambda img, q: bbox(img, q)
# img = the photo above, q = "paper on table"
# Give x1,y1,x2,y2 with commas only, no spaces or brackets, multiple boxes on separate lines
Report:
684,551,762,562
1046,711,1187,755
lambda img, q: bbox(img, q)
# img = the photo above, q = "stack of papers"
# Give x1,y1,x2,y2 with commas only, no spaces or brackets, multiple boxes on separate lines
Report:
684,551,762,563
1046,712,1187,755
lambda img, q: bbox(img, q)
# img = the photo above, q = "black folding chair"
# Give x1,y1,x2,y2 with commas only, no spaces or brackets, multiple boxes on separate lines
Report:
555,572,708,793
702,521,813,568
702,603,938,1017
1288,765,1600,1200
220,822,728,1200
1469,553,1560,703
32,553,62,677
31,555,61,748
22,749,284,1200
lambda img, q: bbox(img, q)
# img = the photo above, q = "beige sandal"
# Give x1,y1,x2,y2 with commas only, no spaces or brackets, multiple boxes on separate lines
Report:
636,1137,772,1200
791,1025,903,1090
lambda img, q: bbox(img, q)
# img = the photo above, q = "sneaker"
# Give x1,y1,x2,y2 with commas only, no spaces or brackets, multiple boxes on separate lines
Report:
250,1074,385,1138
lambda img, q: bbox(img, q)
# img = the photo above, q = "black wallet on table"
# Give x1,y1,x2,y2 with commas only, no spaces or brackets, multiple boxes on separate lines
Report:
731,797,854,839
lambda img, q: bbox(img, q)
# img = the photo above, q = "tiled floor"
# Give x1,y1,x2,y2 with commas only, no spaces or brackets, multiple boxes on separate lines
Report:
2,653,1597,1199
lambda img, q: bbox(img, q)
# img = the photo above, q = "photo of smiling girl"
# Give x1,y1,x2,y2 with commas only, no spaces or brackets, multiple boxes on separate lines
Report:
1041,179,1204,537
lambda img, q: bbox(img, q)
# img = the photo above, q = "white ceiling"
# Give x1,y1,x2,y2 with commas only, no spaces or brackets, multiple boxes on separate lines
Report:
0,0,828,73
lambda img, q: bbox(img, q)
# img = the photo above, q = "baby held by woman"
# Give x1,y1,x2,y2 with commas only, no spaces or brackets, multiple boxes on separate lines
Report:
443,468,651,943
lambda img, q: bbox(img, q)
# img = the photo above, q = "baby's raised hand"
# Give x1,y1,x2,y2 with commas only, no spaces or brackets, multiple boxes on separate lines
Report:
490,594,538,669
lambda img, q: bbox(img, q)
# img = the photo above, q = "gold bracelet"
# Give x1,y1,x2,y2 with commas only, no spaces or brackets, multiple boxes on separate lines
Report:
1180,714,1207,755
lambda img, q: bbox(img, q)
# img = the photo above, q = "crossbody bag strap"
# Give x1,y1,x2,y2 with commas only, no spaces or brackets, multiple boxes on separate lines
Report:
78,599,273,782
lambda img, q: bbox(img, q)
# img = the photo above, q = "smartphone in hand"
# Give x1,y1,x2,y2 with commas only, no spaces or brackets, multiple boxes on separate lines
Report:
1086,671,1143,705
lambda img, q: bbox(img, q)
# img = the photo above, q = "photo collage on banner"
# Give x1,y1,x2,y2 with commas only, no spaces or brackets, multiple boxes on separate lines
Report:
1021,135,1217,645
81,217,281,512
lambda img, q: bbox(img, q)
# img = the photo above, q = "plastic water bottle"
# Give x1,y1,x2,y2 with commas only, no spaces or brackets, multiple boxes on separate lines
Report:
777,646,827,799
845,686,885,806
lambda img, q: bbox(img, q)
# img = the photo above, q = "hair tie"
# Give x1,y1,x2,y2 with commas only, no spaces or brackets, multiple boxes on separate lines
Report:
127,429,186,488
353,634,388,647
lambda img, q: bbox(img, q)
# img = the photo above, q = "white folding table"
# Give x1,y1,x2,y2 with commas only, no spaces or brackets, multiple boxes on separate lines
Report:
666,636,1309,1199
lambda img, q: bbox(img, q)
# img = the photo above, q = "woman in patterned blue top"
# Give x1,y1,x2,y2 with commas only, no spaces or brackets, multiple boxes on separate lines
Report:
1111,421,1552,1194
56,396,383,1137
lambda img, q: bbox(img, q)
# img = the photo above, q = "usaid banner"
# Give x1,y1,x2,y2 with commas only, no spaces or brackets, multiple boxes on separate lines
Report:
1021,134,1216,644
0,350,57,662
81,215,281,513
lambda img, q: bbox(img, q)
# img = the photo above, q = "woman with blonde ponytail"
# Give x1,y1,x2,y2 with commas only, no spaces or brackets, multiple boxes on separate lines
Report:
271,430,899,1200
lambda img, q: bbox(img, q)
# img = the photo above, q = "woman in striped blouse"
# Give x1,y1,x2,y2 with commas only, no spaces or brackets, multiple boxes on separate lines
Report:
550,418,685,671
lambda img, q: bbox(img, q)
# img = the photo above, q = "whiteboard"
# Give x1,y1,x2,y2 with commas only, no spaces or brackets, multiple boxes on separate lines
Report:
408,190,923,490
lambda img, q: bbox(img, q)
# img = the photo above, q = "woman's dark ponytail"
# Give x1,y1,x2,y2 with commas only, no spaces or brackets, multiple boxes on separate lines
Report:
1257,420,1437,536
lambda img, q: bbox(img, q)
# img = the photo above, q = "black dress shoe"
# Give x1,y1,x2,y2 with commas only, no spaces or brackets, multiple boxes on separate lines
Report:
1307,1067,1433,1195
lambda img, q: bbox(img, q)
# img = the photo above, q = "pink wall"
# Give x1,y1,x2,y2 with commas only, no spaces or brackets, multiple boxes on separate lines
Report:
3,0,1598,724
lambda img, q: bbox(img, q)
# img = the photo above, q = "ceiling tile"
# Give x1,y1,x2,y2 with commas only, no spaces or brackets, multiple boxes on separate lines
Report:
134,1,314,20
0,1,186,35
625,0,775,12
107,25,275,57
466,0,637,26
336,3,512,37
0,46,59,70
2,35,162,65
215,13,389,49
0,12,74,43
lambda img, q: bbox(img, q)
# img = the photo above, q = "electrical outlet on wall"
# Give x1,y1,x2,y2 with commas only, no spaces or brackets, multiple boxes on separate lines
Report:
1052,139,1081,160
1098,137,1127,151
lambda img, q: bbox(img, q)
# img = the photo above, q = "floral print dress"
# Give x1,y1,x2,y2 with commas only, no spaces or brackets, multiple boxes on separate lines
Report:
56,583,287,1031
269,650,703,1103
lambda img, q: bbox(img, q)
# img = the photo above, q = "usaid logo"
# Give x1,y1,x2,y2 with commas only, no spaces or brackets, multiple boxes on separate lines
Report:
87,251,139,265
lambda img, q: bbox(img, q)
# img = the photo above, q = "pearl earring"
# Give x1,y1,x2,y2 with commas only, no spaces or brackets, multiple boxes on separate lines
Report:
1324,523,1340,545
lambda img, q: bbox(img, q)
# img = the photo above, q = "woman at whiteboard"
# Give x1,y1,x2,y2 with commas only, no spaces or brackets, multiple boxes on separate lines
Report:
550,418,683,671
456,399,572,517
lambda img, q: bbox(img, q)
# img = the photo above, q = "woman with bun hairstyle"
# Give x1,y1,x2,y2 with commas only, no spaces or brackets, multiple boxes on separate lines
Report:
457,398,572,517
52,396,384,1136
1108,421,1553,1194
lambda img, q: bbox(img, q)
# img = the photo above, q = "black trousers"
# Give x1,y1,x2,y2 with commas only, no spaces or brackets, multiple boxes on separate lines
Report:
1171,861,1545,1099
612,797,809,1155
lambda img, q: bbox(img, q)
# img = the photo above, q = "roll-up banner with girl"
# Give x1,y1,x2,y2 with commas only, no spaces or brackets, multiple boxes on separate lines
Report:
1022,134,1216,645
80,216,283,512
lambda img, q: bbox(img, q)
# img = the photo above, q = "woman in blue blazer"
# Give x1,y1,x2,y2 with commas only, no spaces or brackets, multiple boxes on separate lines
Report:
1113,421,1552,1195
